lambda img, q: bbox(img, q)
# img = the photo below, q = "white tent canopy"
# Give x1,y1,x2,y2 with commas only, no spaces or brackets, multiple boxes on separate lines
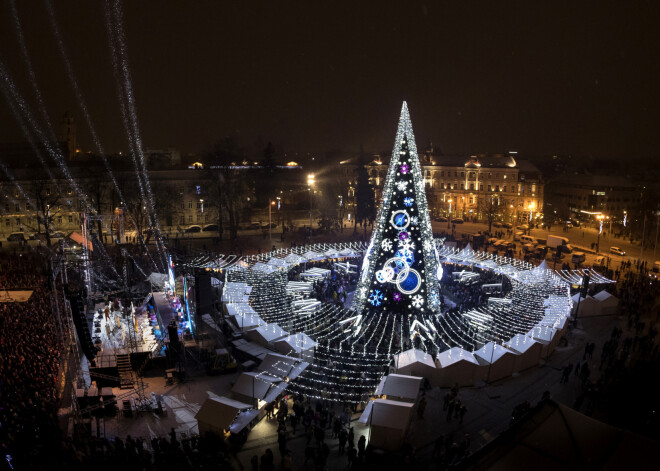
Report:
504,334,543,371
229,312,265,331
231,372,281,403
302,250,323,261
593,290,618,316
436,347,481,387
358,399,415,450
195,396,252,436
393,348,438,385
474,342,520,382
258,353,308,380
273,332,317,360
374,374,422,401
146,273,169,290
246,323,289,346
284,253,306,265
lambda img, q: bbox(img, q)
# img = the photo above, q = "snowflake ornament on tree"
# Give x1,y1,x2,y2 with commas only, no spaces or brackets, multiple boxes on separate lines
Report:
403,197,414,207
410,216,419,226
399,163,410,174
398,239,415,252
369,290,384,306
423,240,434,252
381,238,393,251
392,293,402,302
396,181,408,192
411,294,424,308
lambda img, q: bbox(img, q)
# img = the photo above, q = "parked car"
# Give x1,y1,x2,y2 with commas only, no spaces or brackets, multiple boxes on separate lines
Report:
493,222,503,228
203,224,219,232
516,224,529,231
504,223,513,229
435,217,448,222
609,246,625,256
7,232,26,242
452,218,464,224
185,225,202,233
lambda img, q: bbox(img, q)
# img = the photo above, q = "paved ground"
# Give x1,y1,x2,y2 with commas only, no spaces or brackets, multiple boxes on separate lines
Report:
84,310,644,470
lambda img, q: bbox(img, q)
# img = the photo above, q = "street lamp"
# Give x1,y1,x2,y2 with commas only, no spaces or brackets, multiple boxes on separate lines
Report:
596,214,605,253
307,174,315,234
269,200,276,246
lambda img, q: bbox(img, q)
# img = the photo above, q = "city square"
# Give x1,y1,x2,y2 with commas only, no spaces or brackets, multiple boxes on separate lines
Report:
1,2,659,471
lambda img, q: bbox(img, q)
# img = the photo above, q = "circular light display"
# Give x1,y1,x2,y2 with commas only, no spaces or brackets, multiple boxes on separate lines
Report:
375,266,395,283
390,210,410,230
396,268,421,294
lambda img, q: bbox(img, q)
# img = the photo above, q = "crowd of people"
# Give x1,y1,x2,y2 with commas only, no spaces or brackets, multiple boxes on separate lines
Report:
0,252,66,469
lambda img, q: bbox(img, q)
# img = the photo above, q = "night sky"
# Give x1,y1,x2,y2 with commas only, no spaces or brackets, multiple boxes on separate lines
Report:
0,1,659,158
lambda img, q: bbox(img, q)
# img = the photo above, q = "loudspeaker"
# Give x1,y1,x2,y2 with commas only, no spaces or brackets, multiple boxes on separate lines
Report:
67,292,97,362
195,274,213,314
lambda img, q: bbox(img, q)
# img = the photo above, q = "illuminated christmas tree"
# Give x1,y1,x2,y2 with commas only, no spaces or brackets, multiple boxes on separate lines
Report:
352,102,442,315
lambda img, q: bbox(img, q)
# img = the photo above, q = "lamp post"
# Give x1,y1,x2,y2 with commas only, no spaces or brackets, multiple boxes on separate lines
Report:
596,214,604,253
307,174,315,235
268,200,275,246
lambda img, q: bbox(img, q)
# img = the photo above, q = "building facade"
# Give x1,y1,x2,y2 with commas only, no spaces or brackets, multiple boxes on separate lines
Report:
365,151,544,224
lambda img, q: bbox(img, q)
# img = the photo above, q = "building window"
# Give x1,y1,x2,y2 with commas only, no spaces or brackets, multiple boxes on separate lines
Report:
197,215,202,223
461,172,465,177
68,215,73,223
188,215,193,223
14,203,19,211
488,185,492,191
197,201,202,209
503,185,507,192
440,183,445,189
495,185,499,191
5,219,9,226
470,183,474,190
440,171,445,177
57,216,62,224
480,184,484,191
180,201,184,209
4,204,8,212
188,200,192,209
454,171,458,177
15,218,20,225
179,215,185,224
453,184,458,190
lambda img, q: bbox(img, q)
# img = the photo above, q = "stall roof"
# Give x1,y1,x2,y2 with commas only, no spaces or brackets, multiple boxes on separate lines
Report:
438,347,480,367
194,396,252,432
394,348,436,369
249,323,288,343
474,342,518,364
504,333,541,354
273,332,318,353
226,302,257,317
358,399,415,429
258,353,299,378
375,374,422,400
231,372,281,400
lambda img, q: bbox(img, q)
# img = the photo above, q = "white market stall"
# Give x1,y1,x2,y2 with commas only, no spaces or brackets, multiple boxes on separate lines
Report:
571,293,600,318
527,325,560,358
374,374,422,402
195,396,253,436
393,349,438,385
231,372,282,407
436,347,482,387
245,323,288,346
504,334,543,371
474,342,521,382
358,399,415,451
593,290,619,316
272,332,317,361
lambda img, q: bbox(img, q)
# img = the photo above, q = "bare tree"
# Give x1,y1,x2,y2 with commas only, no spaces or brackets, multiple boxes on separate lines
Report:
203,137,254,241
25,179,65,246
480,195,500,234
